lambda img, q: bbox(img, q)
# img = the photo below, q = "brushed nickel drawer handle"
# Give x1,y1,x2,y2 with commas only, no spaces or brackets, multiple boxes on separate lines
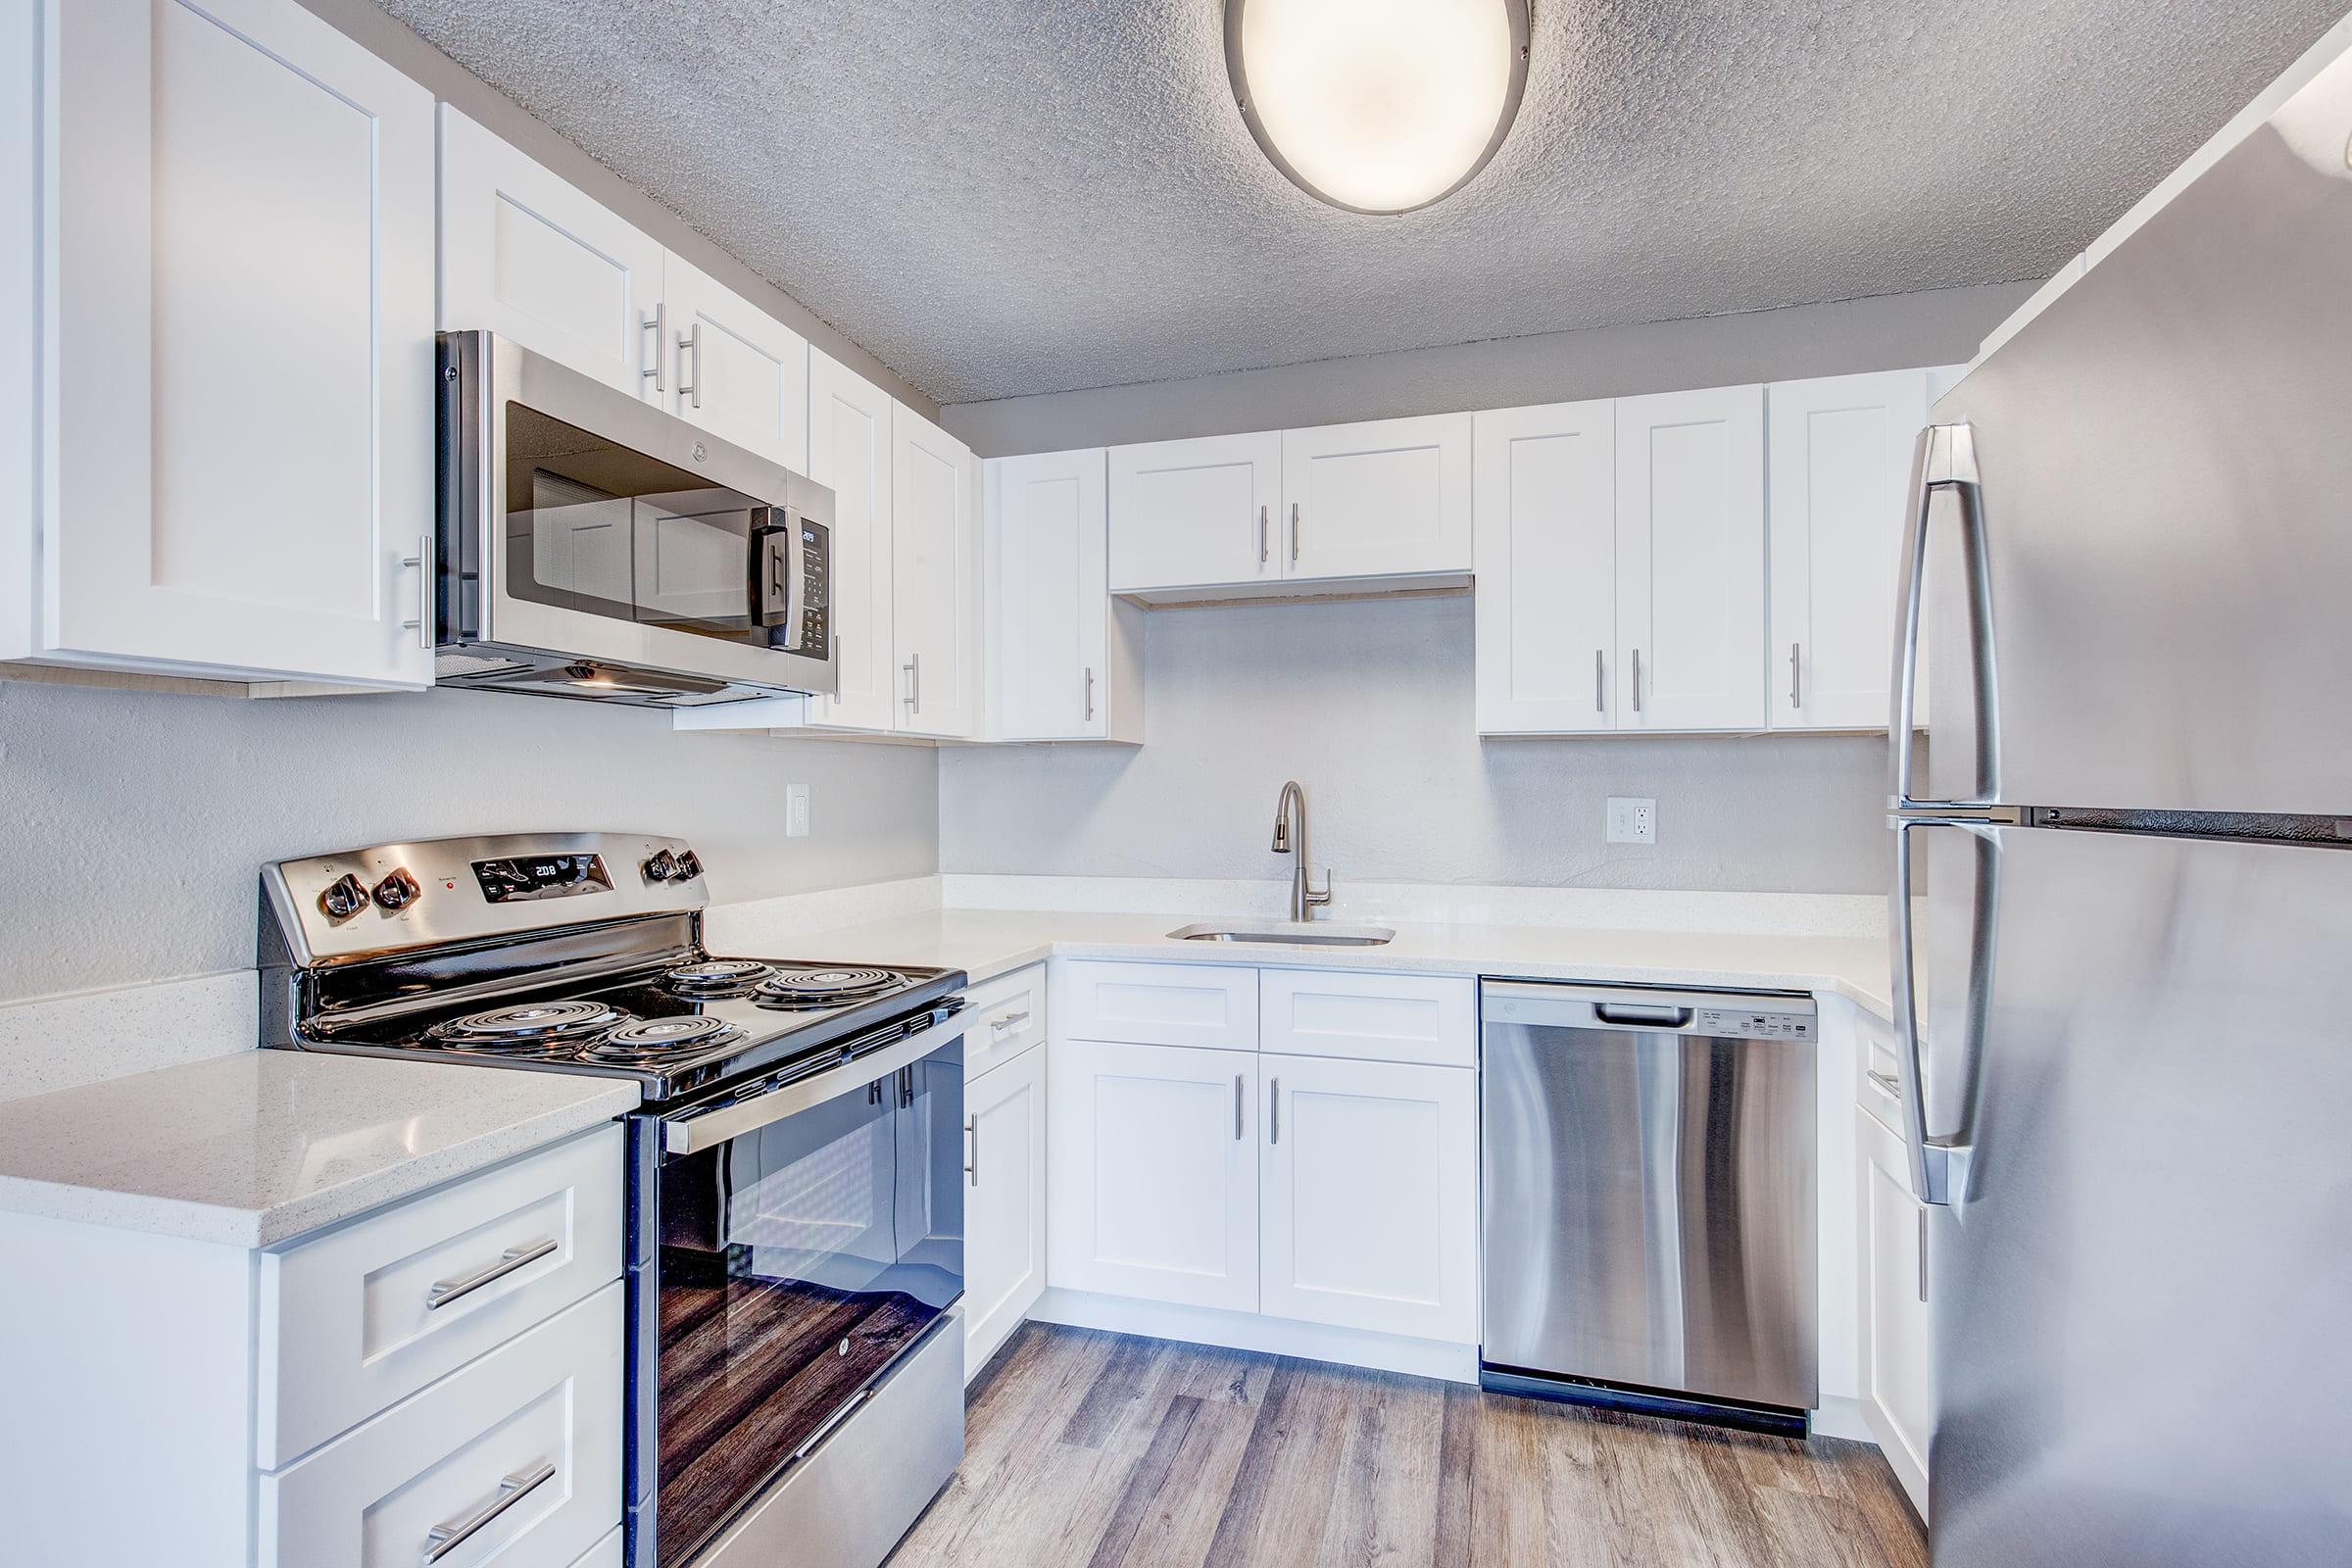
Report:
964,1114,979,1187
1866,1069,1903,1101
422,1460,555,1562
425,1237,558,1310
989,1008,1031,1034
1257,504,1268,564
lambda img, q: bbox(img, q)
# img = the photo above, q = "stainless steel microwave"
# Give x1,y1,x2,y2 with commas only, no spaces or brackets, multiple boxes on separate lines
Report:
433,330,836,707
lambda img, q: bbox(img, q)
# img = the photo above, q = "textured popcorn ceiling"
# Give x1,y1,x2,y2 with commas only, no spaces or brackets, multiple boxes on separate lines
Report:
378,0,2344,404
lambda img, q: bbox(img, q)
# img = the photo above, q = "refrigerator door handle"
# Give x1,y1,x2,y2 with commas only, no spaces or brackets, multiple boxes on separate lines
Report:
1889,421,2002,811
1889,818,1986,1208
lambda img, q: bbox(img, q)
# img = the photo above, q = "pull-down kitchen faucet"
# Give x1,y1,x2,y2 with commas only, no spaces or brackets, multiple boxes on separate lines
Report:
1270,780,1333,922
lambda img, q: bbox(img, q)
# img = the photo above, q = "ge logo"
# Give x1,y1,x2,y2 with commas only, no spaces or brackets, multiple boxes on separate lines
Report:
693,443,708,464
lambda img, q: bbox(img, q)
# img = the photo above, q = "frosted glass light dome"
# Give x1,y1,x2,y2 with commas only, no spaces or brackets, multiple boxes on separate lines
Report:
1225,0,1531,215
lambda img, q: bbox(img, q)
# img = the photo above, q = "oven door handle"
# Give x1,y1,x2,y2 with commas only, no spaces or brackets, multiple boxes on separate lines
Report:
662,1011,967,1154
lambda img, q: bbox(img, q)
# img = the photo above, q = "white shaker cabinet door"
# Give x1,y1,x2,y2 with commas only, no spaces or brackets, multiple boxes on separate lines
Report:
1472,401,1619,733
1258,1054,1478,1344
963,1046,1047,1381
661,255,808,474
991,448,1116,740
37,0,435,685
1613,385,1766,731
1048,1039,1259,1312
1106,431,1284,593
1281,413,1473,582
438,104,665,400
803,348,897,731
1857,1106,1936,1517
891,403,982,739
1766,369,1931,731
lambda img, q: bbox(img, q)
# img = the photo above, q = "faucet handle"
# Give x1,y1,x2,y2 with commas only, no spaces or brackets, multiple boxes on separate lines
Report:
1305,868,1334,907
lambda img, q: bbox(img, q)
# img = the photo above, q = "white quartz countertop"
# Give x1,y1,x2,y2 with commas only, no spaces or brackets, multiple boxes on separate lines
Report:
0,1051,638,1248
773,908,1899,1022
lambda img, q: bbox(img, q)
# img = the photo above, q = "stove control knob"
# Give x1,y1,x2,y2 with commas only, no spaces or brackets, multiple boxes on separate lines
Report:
318,873,369,921
643,849,679,883
371,867,421,911
673,850,703,882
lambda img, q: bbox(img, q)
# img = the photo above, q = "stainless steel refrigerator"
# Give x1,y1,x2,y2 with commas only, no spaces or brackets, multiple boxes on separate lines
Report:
1887,40,2352,1566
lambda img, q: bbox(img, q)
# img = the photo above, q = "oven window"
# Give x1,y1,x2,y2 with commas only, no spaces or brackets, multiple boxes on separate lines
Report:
501,402,782,649
652,1046,963,1568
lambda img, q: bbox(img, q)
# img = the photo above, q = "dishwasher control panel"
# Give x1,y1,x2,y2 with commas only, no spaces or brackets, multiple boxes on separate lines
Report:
1694,1007,1815,1041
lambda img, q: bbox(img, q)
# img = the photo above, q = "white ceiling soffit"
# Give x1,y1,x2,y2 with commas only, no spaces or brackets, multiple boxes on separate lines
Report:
379,0,2347,405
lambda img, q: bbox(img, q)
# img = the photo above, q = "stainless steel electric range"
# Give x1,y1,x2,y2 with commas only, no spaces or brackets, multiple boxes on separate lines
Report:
259,832,970,1568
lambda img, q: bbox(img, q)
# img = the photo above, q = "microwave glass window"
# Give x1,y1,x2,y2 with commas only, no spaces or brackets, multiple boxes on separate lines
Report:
502,402,779,650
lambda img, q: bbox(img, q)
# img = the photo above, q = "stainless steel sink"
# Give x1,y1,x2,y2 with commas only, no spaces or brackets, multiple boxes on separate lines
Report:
1167,920,1396,948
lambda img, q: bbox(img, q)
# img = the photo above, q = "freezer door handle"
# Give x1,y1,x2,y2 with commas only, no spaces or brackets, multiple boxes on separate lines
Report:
1888,421,2001,811
1888,818,1986,1207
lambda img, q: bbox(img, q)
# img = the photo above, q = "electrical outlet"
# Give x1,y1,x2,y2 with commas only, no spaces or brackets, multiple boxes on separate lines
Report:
1606,797,1656,845
785,783,810,838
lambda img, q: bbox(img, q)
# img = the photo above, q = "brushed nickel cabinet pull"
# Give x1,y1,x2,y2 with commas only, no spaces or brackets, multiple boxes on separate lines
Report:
426,1237,558,1310
642,304,664,391
1790,641,1803,709
422,1461,555,1562
401,534,434,649
677,321,702,409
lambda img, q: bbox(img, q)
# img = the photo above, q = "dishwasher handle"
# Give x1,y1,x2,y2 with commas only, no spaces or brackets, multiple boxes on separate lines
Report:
1592,1002,1693,1029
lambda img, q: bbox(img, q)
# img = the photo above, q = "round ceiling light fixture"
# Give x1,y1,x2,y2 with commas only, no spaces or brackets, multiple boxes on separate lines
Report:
1224,0,1531,216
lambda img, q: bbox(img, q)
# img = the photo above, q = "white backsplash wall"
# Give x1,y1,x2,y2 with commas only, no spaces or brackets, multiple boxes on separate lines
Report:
0,680,937,1002
940,595,1901,896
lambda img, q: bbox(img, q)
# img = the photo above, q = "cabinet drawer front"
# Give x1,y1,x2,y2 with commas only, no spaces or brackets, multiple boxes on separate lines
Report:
1054,960,1258,1051
566,1526,621,1568
1856,1006,1904,1134
963,962,1048,1078
1260,969,1475,1066
260,1282,623,1568
259,1125,623,1466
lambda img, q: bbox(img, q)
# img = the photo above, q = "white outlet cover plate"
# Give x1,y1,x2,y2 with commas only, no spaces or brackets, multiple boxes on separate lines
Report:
1606,796,1656,845
786,783,810,837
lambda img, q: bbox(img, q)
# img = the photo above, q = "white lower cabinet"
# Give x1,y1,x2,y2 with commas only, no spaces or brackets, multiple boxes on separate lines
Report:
963,1044,1048,1379
1857,1104,1936,1516
260,1283,623,1568
1048,1037,1260,1311
1258,1053,1478,1342
1045,965,1479,1357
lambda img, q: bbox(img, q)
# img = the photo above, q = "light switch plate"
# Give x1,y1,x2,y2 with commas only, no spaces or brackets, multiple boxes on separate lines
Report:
1606,797,1656,845
786,783,810,838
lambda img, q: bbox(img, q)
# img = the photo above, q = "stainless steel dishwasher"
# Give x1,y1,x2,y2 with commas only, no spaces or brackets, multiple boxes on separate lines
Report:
1480,980,1818,1435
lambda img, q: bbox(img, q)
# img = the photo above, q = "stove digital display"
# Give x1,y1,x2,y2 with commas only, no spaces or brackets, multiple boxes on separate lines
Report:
472,854,614,903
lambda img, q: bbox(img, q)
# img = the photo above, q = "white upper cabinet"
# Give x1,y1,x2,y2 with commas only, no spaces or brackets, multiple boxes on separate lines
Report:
803,349,898,730
1472,401,1618,734
988,449,1143,743
1614,385,1767,731
891,404,982,739
1767,369,1932,731
437,106,664,400
1281,413,1473,582
661,255,808,474
1107,432,1284,594
18,0,435,686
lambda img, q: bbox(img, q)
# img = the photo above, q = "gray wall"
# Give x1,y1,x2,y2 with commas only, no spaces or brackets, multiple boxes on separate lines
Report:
0,680,936,1001
940,595,1900,895
290,0,938,419
942,283,2032,456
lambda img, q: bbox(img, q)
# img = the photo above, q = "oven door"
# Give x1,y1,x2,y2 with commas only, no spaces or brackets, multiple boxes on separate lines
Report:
628,1012,963,1568
442,330,835,697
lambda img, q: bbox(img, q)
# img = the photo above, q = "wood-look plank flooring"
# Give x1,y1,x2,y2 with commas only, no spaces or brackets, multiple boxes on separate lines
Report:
889,1325,1927,1568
